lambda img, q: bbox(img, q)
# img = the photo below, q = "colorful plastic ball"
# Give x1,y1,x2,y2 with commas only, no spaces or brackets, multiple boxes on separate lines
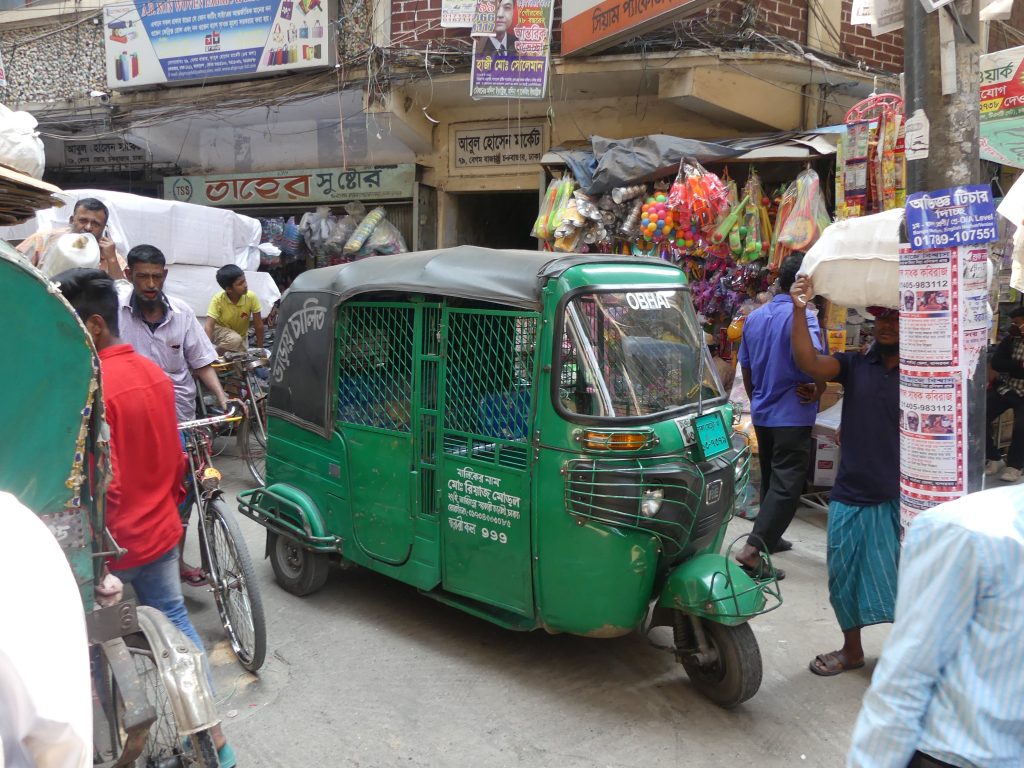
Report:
656,193,667,203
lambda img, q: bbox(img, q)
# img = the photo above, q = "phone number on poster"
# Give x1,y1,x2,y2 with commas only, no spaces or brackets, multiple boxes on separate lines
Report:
912,228,998,249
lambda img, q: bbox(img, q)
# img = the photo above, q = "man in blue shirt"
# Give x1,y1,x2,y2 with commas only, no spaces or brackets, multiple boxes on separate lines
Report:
735,253,823,580
789,274,901,677
848,485,1024,767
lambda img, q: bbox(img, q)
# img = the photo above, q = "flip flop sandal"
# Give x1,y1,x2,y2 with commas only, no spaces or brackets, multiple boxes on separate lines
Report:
738,561,785,581
180,566,208,587
770,538,793,553
808,652,865,677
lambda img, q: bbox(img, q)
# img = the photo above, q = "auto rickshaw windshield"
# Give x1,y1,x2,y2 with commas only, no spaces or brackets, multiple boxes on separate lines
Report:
558,289,724,420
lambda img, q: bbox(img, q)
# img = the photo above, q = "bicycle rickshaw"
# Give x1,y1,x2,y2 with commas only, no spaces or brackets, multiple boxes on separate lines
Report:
240,246,781,707
0,241,222,765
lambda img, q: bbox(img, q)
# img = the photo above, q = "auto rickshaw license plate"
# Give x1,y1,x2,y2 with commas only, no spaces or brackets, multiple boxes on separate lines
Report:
692,412,730,461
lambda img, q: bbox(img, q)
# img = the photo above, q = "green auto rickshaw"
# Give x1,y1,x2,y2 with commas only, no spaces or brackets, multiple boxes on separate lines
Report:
239,246,780,707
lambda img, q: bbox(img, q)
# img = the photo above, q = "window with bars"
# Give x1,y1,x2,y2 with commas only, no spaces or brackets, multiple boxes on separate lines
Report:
444,311,538,445
335,304,415,432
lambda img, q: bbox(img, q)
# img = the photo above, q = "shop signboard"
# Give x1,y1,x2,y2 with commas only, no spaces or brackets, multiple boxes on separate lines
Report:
63,139,148,169
102,0,333,90
560,0,712,57
163,165,416,206
450,123,547,173
470,0,553,98
980,45,1024,169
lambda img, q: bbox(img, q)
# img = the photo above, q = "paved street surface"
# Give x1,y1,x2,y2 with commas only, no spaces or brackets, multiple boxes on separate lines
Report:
186,450,889,768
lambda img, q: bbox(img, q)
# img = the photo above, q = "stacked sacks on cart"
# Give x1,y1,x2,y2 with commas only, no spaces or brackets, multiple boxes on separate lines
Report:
0,188,280,320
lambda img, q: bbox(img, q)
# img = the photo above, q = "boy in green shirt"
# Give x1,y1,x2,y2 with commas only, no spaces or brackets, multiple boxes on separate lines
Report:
204,264,264,354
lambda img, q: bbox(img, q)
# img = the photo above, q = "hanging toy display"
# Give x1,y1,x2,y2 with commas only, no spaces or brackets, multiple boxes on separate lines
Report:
526,153,831,324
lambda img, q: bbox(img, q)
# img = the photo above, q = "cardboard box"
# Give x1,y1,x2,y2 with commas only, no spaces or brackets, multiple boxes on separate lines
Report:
819,383,844,412
813,438,840,487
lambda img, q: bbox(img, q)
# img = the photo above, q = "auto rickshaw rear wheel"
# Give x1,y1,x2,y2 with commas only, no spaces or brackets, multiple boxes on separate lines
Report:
268,532,330,596
673,614,762,709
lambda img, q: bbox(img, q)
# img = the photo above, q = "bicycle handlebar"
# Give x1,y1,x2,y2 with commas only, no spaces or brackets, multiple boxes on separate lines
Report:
178,405,242,431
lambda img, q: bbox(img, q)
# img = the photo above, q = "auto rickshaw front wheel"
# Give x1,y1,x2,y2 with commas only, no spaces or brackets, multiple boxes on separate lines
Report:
673,614,762,709
268,532,330,596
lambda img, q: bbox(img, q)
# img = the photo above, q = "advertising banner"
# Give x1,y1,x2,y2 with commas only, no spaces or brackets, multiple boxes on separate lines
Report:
899,189,995,530
441,0,476,26
904,185,999,251
980,45,1024,168
103,0,332,89
164,165,416,206
470,0,552,99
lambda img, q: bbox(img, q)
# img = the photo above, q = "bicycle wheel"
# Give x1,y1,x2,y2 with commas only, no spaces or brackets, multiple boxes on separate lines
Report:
205,497,267,672
107,636,219,767
238,409,266,486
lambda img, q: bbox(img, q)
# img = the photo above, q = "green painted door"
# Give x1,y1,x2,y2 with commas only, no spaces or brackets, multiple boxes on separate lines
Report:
439,309,538,616
336,303,417,565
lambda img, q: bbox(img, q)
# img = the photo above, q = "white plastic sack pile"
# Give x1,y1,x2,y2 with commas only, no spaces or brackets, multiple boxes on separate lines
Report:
0,105,45,179
800,207,902,309
0,189,262,271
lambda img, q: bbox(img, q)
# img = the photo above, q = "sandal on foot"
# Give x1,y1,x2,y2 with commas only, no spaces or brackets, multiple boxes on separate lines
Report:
180,566,208,587
218,743,237,768
770,537,793,554
737,561,785,581
809,651,865,677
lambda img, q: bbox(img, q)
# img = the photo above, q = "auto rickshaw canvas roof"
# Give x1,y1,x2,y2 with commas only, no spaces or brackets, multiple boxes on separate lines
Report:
286,246,675,310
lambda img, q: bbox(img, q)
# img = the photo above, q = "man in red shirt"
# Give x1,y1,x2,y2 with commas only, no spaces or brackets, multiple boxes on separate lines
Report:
55,268,235,768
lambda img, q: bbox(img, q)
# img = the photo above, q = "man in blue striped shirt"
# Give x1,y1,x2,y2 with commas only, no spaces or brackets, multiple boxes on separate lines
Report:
848,485,1024,767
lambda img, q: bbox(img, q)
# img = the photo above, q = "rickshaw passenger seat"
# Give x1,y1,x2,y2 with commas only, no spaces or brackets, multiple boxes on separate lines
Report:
478,391,531,441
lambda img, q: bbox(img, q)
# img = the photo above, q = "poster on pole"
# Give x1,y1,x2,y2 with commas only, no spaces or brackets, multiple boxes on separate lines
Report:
905,185,999,251
899,371,965,493
898,247,958,367
470,0,552,99
442,0,476,26
102,0,332,90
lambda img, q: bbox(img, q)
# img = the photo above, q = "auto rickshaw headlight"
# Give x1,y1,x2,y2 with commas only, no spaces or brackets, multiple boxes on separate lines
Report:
640,488,665,518
580,430,653,451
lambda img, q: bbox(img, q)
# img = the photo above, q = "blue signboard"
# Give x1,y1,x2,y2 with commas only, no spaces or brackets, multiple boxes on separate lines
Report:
103,0,331,89
904,185,999,251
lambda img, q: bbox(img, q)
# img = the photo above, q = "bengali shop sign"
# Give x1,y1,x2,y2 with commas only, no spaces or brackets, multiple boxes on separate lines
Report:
560,0,712,56
450,124,547,173
164,165,416,206
980,45,1024,168
103,0,332,89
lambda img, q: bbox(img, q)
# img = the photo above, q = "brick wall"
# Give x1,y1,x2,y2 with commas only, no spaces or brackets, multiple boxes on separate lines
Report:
388,0,905,73
390,0,561,49
838,0,903,72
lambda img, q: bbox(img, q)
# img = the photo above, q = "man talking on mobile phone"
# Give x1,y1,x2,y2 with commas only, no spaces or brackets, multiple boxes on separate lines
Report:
17,198,125,280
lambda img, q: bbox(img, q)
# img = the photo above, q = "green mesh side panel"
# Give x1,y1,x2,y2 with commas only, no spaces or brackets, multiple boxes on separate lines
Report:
336,304,415,432
442,310,538,469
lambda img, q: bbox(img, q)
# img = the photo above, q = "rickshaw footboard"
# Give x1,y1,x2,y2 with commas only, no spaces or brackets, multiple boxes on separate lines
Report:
237,486,341,554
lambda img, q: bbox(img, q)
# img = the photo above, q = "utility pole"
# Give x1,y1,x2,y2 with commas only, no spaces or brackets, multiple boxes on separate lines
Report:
902,0,985,505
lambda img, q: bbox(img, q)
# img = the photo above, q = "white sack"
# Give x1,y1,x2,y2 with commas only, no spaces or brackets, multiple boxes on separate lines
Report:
0,105,45,179
41,233,100,278
800,208,902,309
0,189,261,270
163,264,280,320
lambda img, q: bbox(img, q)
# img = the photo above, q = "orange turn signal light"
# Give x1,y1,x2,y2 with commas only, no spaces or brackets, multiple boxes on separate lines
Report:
581,430,650,451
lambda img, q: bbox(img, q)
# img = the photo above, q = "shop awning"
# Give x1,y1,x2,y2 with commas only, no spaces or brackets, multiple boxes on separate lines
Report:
545,129,841,195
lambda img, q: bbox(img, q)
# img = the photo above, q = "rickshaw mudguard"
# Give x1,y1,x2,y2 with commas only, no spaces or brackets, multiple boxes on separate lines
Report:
237,483,337,553
135,606,219,735
657,553,767,627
